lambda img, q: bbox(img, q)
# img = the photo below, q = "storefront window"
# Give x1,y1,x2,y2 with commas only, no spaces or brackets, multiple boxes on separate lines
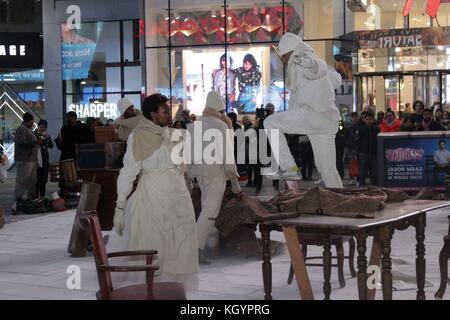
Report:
62,20,142,122
144,0,307,115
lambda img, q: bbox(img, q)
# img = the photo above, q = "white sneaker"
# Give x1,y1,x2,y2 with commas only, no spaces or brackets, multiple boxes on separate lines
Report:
314,179,322,185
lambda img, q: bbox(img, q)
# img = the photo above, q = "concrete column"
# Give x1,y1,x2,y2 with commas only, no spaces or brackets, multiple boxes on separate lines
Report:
42,0,63,163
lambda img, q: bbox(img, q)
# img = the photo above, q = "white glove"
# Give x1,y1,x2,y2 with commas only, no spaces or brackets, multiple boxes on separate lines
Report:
230,177,242,195
113,201,126,236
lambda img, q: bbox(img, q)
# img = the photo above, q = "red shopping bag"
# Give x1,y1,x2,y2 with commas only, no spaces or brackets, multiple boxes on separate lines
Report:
349,158,360,178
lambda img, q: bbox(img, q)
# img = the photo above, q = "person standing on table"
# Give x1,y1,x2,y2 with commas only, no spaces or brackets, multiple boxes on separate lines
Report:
111,98,144,142
34,119,54,198
186,91,242,265
13,113,39,204
109,93,198,290
263,32,343,188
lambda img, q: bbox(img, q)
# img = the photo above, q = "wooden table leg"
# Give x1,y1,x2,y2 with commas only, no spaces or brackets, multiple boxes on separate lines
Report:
283,226,314,300
260,224,272,300
415,213,427,301
367,236,382,300
323,236,332,300
435,237,450,299
380,226,393,300
357,234,368,300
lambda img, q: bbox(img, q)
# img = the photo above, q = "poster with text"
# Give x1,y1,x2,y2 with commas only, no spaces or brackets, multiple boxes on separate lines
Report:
383,136,450,191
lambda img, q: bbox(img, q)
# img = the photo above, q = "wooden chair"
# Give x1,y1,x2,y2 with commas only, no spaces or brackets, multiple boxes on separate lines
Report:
287,235,357,288
86,213,187,300
435,215,450,299
49,163,61,183
60,159,83,208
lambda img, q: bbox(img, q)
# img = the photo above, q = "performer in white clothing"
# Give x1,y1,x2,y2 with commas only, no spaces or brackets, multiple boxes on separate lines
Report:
264,32,343,188
186,91,242,264
108,93,199,291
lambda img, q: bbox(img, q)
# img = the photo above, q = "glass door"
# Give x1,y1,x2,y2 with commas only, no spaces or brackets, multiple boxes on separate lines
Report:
414,72,440,108
441,72,450,108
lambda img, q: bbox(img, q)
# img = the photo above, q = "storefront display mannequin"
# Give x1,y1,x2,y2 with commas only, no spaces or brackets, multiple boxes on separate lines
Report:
187,91,243,265
108,93,199,293
264,32,343,188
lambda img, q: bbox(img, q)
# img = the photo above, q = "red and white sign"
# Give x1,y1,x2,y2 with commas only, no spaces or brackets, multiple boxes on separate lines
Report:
403,0,444,18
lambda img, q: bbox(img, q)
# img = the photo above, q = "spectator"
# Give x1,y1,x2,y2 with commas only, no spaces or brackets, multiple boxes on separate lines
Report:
435,108,444,123
14,113,39,203
400,116,417,132
180,110,192,129
34,120,54,198
347,112,361,185
173,121,183,129
411,100,425,124
404,102,413,115
442,111,450,130
85,117,98,143
335,120,349,178
189,114,197,122
380,110,401,132
299,135,314,181
417,108,445,131
254,103,279,192
376,111,385,126
55,112,91,161
433,140,450,183
106,119,114,126
227,112,242,132
357,113,380,186
241,116,257,187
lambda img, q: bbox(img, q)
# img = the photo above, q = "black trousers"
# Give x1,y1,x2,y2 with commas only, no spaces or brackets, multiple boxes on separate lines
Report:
336,143,346,178
36,166,48,198
299,142,314,180
254,162,279,191
358,153,377,186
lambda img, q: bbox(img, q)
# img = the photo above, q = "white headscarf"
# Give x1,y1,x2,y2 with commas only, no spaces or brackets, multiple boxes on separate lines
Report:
279,33,328,90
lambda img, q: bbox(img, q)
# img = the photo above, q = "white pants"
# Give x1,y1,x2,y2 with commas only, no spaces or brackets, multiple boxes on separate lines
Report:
196,173,227,250
264,111,343,189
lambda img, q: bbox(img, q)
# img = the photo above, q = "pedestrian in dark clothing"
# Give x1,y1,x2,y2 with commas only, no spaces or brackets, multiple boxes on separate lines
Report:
298,135,314,181
34,119,53,197
411,100,425,124
335,120,349,179
55,112,90,196
417,108,445,131
254,103,279,192
14,113,39,202
357,113,380,186
400,116,417,132
55,112,90,161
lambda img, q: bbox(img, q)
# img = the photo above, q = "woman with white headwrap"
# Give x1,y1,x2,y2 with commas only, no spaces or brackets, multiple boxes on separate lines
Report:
264,32,343,188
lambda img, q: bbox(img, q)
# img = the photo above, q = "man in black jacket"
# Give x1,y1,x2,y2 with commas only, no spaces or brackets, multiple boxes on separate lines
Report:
357,113,380,186
55,112,90,161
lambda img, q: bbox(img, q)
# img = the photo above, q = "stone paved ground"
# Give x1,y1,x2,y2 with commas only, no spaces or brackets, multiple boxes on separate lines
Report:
0,167,449,300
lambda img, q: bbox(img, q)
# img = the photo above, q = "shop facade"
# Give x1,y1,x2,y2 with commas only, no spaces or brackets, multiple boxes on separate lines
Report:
0,0,44,163
142,0,356,115
351,0,450,113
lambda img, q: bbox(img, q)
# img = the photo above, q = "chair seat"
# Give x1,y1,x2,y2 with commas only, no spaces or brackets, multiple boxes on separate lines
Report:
108,282,186,300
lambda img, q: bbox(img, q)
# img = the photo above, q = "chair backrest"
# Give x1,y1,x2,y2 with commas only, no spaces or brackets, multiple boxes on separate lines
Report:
87,214,114,299
60,159,79,183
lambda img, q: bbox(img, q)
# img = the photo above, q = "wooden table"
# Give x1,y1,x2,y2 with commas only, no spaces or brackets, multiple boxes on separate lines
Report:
259,200,450,300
